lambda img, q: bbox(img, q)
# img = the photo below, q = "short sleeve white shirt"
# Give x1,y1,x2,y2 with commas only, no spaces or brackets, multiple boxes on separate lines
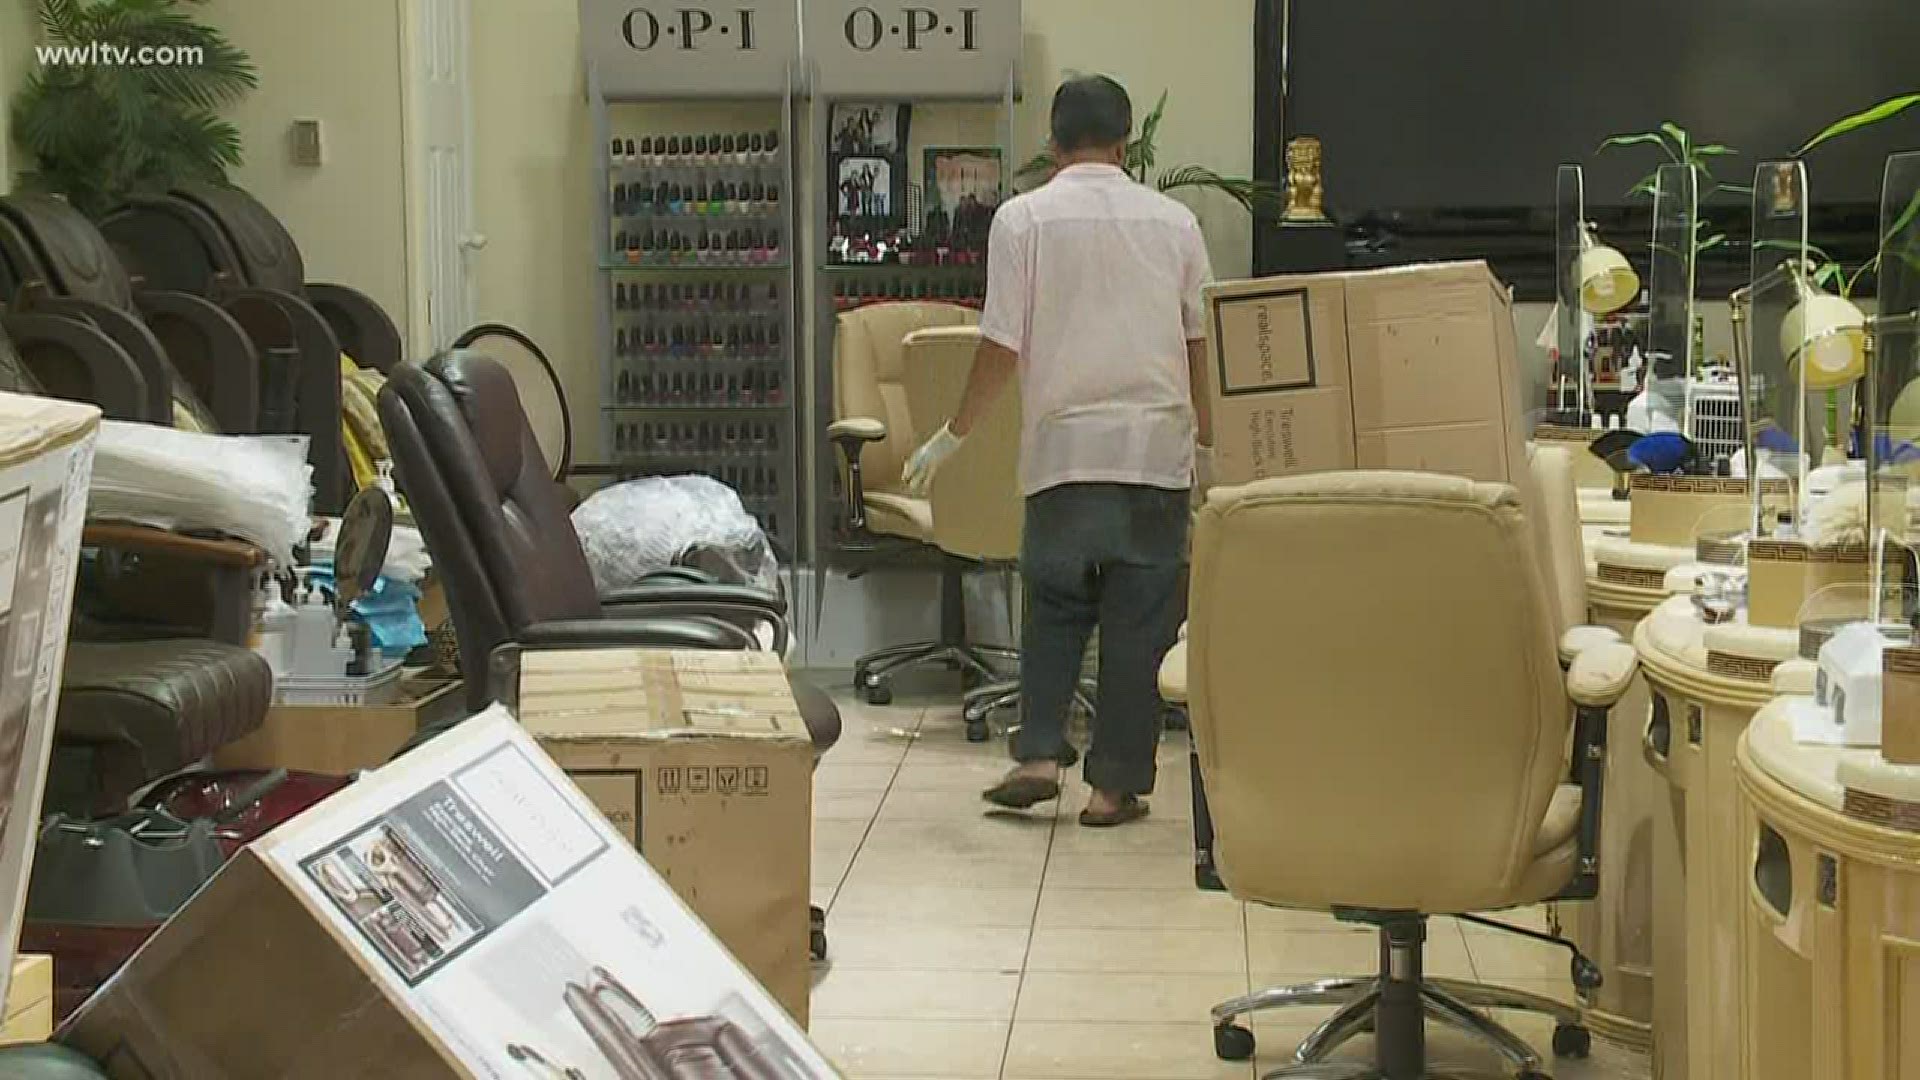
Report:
978,163,1214,496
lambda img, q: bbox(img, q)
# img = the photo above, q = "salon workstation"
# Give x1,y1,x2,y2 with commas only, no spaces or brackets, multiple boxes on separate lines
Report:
1,1,1919,1078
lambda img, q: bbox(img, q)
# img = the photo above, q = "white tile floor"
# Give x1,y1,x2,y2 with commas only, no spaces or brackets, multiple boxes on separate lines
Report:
807,685,1652,1080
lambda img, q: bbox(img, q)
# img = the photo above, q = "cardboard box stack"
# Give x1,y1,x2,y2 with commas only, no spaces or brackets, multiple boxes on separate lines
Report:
1202,261,1529,488
61,709,839,1079
0,393,98,1010
515,648,815,1023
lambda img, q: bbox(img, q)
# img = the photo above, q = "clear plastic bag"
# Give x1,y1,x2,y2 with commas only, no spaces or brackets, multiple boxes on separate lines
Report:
89,423,313,567
572,475,781,595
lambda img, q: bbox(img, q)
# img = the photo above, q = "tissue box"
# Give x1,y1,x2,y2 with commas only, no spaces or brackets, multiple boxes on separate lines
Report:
1884,647,1920,764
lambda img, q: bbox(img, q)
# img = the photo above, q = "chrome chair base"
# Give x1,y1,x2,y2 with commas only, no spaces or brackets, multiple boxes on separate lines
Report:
962,676,1098,743
852,642,1015,705
1214,975,1577,1080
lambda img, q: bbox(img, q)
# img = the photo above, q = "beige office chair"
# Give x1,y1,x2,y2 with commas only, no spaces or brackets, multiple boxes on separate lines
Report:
900,325,1097,741
1160,471,1638,1080
828,302,1006,706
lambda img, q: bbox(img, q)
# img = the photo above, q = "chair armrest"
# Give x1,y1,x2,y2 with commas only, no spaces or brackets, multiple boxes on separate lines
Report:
601,581,786,617
133,288,261,433
829,417,888,537
82,523,267,569
1558,625,1623,669
829,417,887,444
601,585,790,655
307,283,403,373
1157,640,1188,704
1,311,149,421
643,567,718,585
1567,641,1637,709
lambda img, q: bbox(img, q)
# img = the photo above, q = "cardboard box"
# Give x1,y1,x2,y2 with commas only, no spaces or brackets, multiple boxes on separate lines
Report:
1203,261,1529,487
59,709,840,1079
515,649,813,1025
213,675,464,774
0,393,98,1009
1,954,52,1046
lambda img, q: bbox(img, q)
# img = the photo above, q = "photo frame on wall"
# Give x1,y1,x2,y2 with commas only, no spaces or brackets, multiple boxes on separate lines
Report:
829,103,911,156
828,103,912,235
922,146,1003,254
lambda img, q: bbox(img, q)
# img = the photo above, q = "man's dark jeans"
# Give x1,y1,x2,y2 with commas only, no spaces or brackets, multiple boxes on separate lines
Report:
1016,482,1189,796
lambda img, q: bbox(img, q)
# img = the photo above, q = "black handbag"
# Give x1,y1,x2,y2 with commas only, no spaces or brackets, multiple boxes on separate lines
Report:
25,807,226,926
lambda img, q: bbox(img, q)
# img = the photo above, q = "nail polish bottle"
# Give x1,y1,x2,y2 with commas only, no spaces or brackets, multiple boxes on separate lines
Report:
639,374,656,404
609,138,624,167
615,329,630,360
614,283,628,311
768,371,785,405
720,133,736,165
766,228,782,262
637,136,653,166
766,183,781,214
669,325,686,360
748,132,764,161
622,138,637,166
615,424,629,453
764,130,781,163
768,322,782,358
693,134,707,164
664,135,679,163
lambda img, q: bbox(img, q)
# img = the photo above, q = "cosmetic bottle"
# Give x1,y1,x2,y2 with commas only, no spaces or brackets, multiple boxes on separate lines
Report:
765,129,781,163
768,371,784,405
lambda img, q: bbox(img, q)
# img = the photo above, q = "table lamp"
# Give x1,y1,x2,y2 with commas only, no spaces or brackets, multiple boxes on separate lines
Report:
1578,223,1640,315
1782,279,1868,391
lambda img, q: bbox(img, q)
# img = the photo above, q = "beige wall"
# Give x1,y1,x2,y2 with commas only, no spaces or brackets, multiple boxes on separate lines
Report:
198,0,410,332
0,0,37,190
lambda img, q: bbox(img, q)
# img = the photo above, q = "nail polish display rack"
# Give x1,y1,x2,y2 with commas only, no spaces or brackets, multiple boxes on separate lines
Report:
592,101,802,553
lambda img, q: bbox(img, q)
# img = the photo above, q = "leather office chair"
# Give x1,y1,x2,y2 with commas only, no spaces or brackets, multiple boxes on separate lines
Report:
382,349,840,959
377,351,841,750
898,325,1095,742
829,302,1006,705
1160,472,1639,1080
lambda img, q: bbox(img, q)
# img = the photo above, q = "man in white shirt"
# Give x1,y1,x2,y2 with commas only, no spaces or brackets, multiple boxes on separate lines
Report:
903,75,1214,827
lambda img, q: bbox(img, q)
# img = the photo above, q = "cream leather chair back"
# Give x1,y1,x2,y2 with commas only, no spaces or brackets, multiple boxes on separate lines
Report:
1188,472,1571,914
833,302,980,496
900,326,1022,562
1527,445,1589,633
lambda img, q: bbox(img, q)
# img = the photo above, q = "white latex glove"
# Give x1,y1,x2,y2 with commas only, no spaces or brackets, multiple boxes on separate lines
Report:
903,422,965,496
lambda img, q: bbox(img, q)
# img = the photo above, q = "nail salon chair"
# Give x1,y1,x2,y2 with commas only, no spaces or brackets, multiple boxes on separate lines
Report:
102,183,405,510
0,324,272,817
1161,472,1639,1079
829,301,1012,706
0,192,250,436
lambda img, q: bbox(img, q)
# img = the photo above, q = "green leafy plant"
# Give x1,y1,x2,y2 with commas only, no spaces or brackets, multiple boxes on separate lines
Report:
1794,92,1920,295
1596,123,1749,254
9,0,256,217
1014,90,1282,213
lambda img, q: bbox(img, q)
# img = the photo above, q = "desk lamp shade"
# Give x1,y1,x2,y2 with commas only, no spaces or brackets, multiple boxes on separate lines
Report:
1578,224,1640,315
1781,287,1868,391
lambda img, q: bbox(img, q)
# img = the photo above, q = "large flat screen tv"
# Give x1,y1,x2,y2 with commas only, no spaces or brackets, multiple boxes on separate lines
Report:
1261,0,1920,292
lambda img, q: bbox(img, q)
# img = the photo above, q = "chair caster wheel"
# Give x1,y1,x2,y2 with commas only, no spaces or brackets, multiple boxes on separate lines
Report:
1552,1023,1591,1059
1571,955,1603,992
1213,1023,1255,1061
966,720,990,742
864,683,893,706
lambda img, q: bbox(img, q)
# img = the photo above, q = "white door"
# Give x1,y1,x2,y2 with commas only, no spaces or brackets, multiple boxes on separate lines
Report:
405,0,481,352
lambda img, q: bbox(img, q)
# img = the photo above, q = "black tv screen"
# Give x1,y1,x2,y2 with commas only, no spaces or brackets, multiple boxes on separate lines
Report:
1287,0,1920,214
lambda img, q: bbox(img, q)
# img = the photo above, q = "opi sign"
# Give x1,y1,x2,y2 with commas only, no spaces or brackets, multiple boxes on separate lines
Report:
581,0,799,96
805,0,1020,96
618,7,762,51
840,6,983,52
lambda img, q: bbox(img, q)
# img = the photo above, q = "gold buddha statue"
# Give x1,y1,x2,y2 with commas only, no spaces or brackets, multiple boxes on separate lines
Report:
1282,136,1330,223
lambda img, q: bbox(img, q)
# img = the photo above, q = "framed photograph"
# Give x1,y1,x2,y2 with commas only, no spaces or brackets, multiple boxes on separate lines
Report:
829,102,911,156
923,146,1004,214
835,156,897,221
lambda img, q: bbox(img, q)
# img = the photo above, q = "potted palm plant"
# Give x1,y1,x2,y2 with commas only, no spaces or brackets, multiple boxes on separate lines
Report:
1014,90,1281,214
8,0,256,218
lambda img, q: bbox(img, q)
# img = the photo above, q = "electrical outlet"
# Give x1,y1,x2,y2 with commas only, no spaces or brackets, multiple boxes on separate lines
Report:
290,119,325,167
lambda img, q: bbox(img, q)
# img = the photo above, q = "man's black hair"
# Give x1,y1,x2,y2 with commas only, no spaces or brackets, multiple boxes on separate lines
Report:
1050,75,1132,153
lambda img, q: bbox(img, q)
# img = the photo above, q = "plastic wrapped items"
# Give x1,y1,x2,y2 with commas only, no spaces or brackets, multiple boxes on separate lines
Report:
89,423,312,567
573,475,780,595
